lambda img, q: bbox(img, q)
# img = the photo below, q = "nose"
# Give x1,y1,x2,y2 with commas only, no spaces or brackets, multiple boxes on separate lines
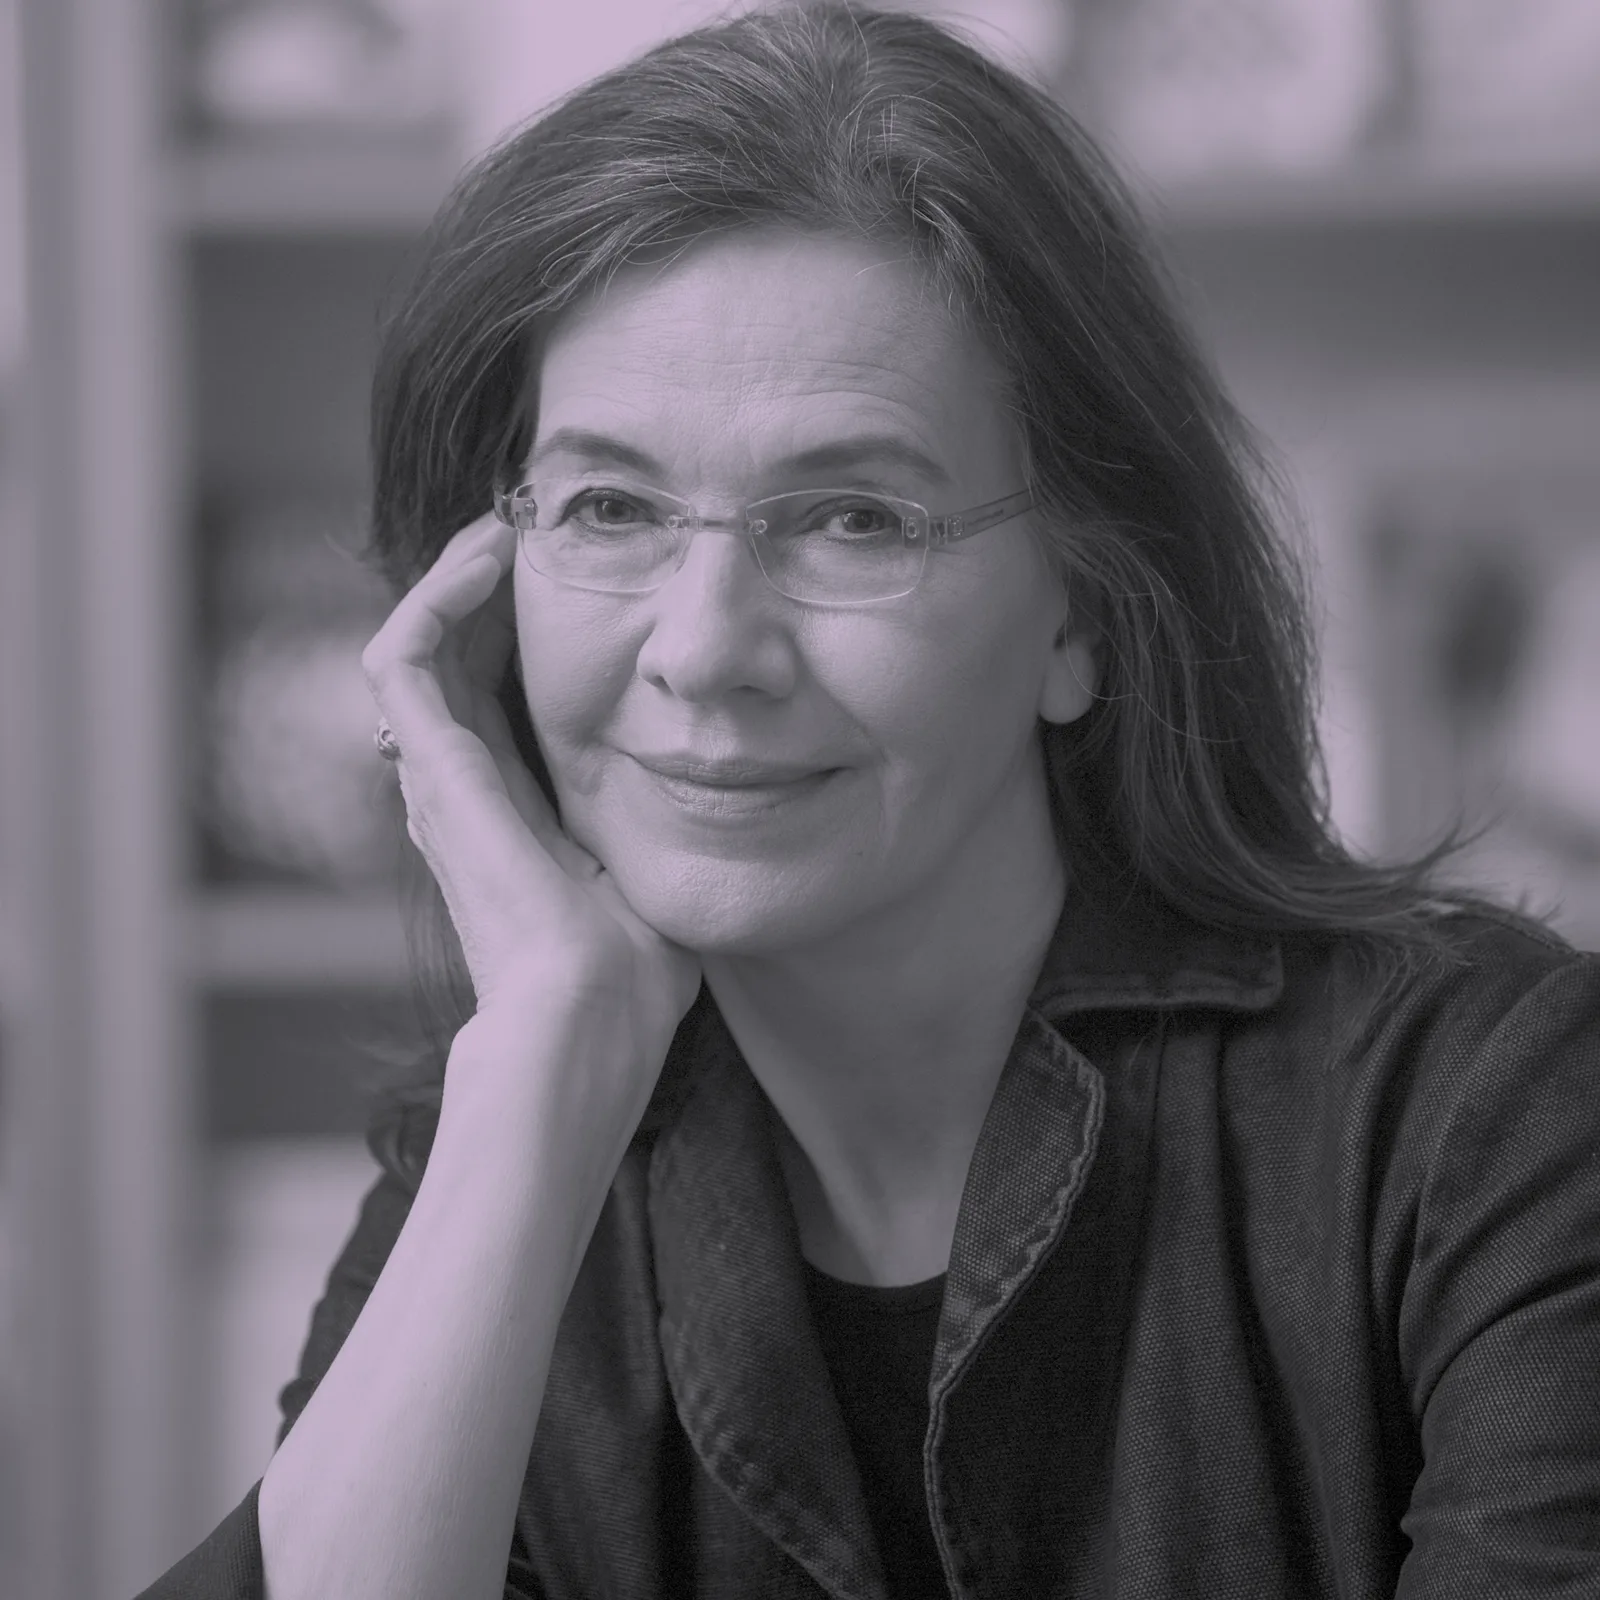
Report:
632,525,798,703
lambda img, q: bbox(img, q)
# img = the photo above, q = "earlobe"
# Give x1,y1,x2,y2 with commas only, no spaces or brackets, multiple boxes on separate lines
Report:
1039,620,1100,726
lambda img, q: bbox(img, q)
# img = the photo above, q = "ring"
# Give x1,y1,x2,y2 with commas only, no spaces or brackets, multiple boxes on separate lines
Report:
374,720,402,761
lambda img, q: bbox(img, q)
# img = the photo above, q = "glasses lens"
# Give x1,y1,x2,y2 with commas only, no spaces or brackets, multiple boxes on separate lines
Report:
508,482,929,602
517,481,685,593
750,491,926,602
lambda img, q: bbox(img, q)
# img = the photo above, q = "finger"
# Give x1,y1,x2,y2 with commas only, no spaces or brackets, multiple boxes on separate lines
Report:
361,517,581,915
429,537,547,822
460,547,518,698
362,515,513,762
443,529,555,827
446,629,599,883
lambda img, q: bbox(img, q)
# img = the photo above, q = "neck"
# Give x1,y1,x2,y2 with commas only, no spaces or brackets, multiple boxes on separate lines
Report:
701,756,1067,1284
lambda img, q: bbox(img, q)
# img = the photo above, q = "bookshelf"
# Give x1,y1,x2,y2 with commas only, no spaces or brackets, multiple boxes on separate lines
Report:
164,132,464,233
161,129,1600,239
8,2,1600,1595
1157,138,1600,230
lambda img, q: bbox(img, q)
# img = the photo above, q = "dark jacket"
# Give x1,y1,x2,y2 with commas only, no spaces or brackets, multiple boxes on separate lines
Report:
137,892,1600,1598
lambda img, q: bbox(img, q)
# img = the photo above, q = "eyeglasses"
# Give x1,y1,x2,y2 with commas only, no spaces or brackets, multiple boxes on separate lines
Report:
490,477,1038,605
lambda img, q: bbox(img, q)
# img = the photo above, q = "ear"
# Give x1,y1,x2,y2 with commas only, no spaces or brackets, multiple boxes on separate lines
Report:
1038,601,1101,727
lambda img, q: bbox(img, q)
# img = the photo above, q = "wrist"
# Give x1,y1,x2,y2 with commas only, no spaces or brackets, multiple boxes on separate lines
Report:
435,997,664,1218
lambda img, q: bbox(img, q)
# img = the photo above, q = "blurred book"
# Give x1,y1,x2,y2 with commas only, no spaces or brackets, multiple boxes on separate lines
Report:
193,493,406,890
1402,0,1600,155
1062,0,1393,182
183,0,454,138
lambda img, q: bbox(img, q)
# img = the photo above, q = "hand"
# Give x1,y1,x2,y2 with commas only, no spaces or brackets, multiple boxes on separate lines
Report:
361,512,703,1064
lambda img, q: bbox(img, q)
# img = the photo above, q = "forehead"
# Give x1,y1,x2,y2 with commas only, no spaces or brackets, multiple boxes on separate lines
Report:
532,229,1016,477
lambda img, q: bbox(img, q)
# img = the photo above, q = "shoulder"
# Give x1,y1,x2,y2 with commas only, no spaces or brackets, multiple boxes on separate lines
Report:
1221,912,1600,1204
1253,913,1600,1233
1268,906,1597,1062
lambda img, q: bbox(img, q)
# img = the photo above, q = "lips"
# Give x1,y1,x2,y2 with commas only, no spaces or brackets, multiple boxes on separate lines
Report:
631,753,833,787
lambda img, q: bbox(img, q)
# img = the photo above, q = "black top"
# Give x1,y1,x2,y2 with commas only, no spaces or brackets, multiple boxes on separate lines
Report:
801,1258,949,1600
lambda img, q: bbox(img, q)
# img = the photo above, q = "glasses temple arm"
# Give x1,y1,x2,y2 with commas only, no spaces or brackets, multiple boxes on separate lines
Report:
928,487,1037,545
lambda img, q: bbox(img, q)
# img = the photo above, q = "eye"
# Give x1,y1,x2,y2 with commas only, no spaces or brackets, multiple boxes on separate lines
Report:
809,496,898,539
837,504,892,534
563,488,653,526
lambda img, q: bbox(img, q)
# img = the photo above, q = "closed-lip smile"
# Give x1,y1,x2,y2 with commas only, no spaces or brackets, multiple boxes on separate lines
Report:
632,753,833,787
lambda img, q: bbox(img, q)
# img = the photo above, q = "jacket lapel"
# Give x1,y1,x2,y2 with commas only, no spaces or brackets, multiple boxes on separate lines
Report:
918,889,1283,1595
648,1000,887,1600
927,1009,1161,1595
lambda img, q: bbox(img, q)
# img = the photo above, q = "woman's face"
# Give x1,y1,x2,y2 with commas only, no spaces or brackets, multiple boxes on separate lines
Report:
515,227,1097,955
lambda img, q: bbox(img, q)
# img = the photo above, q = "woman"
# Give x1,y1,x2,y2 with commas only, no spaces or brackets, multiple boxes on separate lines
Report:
139,4,1600,1598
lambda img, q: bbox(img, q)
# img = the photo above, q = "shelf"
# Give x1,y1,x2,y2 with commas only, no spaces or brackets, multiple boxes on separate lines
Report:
164,135,464,235
162,132,1600,240
1155,139,1600,232
188,888,411,988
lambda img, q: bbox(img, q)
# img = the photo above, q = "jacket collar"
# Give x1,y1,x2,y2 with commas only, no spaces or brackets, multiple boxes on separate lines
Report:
639,881,1283,1142
1026,876,1284,1019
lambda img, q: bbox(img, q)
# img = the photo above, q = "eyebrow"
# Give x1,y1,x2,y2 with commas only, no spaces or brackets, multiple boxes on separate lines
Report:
526,427,953,488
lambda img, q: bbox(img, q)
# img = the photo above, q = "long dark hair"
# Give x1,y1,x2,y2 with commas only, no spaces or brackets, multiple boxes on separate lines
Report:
346,0,1534,1115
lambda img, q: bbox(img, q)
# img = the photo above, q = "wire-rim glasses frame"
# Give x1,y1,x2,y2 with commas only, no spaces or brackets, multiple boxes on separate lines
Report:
489,477,1040,606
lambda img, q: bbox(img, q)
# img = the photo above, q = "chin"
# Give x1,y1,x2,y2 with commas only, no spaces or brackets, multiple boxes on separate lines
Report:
603,844,864,958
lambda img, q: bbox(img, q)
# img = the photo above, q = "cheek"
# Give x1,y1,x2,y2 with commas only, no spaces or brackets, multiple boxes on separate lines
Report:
513,594,632,758
786,654,1020,847
850,583,1048,759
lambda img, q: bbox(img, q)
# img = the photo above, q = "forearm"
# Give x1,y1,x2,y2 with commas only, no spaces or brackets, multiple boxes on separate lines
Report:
256,1015,626,1600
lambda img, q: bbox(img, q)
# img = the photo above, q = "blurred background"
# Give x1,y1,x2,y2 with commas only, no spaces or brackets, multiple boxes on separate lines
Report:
2,0,1599,1594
